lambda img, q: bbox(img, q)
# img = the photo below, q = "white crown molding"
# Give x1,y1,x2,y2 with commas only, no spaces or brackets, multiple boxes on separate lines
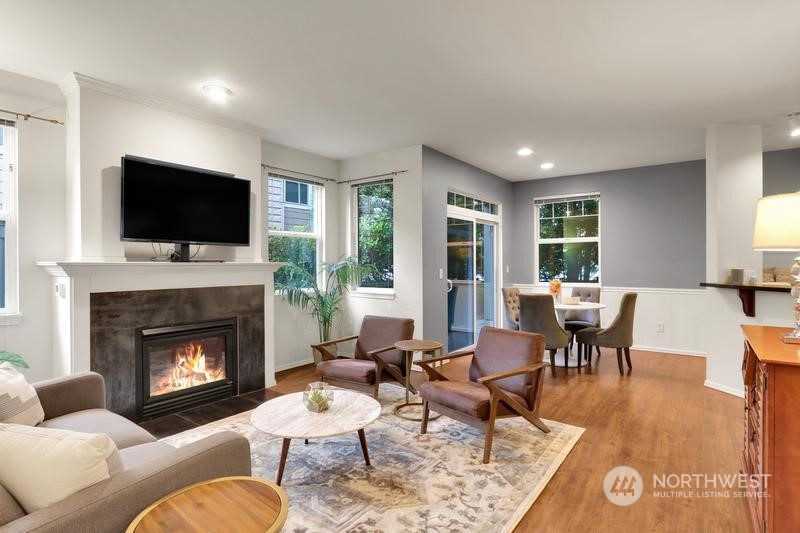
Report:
63,72,267,138
57,73,80,97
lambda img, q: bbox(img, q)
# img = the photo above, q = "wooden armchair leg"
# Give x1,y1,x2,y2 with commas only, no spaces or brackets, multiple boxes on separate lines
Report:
420,400,430,434
616,348,624,375
548,350,557,377
624,347,632,370
483,407,498,464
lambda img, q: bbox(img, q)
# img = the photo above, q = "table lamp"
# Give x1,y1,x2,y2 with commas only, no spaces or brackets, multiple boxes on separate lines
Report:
752,192,800,343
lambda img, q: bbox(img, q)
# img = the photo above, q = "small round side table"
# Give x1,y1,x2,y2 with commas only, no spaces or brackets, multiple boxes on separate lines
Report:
394,339,443,421
126,476,287,533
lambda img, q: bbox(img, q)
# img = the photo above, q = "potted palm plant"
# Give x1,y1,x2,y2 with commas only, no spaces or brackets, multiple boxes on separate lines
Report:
276,257,374,358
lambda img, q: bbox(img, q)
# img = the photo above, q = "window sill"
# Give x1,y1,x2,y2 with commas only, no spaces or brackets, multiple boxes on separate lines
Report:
0,313,22,326
350,289,396,300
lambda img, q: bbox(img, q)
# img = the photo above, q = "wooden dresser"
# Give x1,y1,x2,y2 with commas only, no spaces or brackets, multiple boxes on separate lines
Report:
741,325,800,533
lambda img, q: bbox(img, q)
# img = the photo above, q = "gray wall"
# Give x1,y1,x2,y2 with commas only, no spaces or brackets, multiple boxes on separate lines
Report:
421,146,514,347
509,160,707,288
763,148,800,268
418,146,799,340
764,147,800,195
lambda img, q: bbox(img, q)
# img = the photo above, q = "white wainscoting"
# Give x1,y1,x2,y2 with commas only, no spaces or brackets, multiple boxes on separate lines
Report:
513,285,706,356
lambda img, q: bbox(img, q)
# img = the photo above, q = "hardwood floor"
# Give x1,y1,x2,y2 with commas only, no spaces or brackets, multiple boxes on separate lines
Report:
140,348,751,532
513,349,750,533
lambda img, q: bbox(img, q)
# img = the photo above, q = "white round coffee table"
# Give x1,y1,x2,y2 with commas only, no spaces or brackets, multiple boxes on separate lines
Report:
251,389,381,485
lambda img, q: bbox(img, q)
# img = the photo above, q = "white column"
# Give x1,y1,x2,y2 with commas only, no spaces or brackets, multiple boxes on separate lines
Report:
58,74,126,261
704,125,762,396
58,74,84,261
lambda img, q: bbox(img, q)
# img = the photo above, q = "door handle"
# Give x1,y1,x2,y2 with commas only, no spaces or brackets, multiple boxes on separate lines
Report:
446,279,453,293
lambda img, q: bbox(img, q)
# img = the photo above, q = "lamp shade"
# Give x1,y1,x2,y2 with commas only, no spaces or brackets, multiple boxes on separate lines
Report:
752,192,800,251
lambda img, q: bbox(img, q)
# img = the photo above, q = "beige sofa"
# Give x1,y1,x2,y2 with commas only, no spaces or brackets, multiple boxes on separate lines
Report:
0,372,252,532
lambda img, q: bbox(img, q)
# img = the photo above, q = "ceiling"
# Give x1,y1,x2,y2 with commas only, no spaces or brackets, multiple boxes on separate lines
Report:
1,0,799,181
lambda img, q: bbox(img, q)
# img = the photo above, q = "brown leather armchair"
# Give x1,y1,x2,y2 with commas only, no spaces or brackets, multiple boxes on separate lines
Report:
576,293,637,375
312,315,414,398
417,327,550,464
518,294,571,374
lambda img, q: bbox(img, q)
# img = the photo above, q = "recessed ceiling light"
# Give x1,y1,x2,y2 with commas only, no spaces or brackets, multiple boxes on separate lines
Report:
540,162,555,170
202,83,232,103
517,147,533,157
791,127,800,138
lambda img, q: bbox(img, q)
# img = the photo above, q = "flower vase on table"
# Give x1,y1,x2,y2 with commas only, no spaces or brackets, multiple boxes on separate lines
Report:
549,279,562,304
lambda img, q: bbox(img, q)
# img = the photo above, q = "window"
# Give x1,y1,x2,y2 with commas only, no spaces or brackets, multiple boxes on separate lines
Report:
267,173,322,287
447,191,498,215
353,180,393,288
0,119,18,313
535,194,600,283
284,180,309,205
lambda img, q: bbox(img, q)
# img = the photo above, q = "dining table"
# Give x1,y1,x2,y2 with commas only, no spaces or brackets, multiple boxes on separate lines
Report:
553,301,606,327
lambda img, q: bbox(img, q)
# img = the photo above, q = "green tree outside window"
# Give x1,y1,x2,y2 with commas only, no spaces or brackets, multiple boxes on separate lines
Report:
536,196,600,283
356,182,394,288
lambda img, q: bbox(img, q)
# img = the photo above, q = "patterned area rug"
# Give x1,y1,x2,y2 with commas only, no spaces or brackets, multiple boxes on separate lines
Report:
162,385,583,532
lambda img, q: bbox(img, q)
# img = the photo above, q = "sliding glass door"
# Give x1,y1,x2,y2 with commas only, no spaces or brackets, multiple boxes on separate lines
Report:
446,211,497,350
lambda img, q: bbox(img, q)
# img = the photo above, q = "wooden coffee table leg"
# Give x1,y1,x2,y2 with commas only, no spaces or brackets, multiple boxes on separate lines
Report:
276,438,291,485
357,429,371,466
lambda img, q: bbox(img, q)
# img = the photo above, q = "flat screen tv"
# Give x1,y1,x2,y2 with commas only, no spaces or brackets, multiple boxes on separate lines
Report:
121,155,250,261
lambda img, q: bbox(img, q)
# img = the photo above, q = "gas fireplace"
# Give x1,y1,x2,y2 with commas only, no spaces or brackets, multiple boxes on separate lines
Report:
135,318,238,419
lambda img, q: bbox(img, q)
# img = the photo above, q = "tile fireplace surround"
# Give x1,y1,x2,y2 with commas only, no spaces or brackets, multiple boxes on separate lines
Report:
38,261,281,419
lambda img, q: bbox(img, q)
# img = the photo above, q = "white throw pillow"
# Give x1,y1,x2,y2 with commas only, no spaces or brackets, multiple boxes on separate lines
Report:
0,363,44,426
0,423,122,513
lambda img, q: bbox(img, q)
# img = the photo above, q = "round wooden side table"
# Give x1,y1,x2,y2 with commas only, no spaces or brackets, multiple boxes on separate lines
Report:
126,475,288,533
394,339,443,421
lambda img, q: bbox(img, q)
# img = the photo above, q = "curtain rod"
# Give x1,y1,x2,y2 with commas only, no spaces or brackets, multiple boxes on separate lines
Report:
262,164,408,185
338,169,408,184
261,163,337,183
0,107,64,126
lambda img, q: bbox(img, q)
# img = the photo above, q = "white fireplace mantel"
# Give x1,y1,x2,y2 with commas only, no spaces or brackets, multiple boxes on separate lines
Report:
37,260,281,384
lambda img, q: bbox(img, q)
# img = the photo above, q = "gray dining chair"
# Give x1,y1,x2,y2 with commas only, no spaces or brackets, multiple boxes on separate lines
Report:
518,294,571,375
501,287,521,330
576,293,638,375
564,287,601,359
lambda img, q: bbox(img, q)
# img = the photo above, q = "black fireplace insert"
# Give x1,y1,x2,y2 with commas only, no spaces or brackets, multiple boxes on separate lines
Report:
135,318,238,419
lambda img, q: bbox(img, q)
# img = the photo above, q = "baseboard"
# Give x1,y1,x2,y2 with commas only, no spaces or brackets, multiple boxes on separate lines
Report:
704,380,744,398
275,358,314,372
632,345,706,357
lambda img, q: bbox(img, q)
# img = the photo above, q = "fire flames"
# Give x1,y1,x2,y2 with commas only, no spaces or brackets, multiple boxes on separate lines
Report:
155,343,225,395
